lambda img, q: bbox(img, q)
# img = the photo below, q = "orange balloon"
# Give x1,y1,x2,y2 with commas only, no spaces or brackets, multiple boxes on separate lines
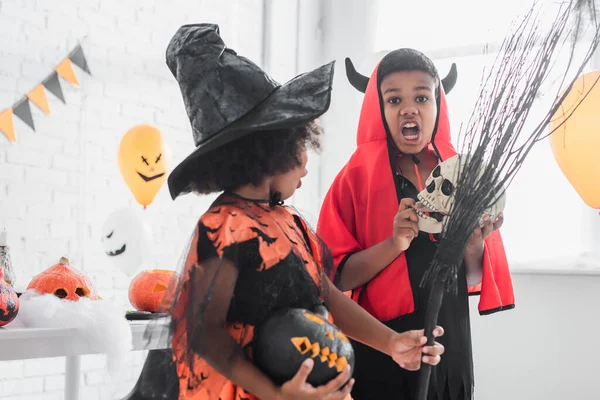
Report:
550,70,600,209
118,125,170,207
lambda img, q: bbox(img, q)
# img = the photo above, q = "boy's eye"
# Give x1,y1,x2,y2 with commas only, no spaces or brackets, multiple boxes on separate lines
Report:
416,96,428,103
387,97,401,105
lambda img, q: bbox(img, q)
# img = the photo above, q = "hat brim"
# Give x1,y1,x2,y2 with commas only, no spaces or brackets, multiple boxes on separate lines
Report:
167,61,335,200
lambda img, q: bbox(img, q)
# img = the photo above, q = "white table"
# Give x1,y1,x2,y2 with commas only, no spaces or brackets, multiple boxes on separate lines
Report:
0,320,169,400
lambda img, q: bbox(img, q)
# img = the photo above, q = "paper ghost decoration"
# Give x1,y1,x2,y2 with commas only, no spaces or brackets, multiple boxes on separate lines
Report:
118,125,170,208
101,207,152,277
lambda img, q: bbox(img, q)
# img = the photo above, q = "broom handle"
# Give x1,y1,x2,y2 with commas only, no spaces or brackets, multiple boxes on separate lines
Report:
416,278,445,400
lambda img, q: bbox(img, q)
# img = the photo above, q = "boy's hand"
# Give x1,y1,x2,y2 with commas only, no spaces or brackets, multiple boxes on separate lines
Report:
388,326,445,371
466,212,504,254
392,198,419,252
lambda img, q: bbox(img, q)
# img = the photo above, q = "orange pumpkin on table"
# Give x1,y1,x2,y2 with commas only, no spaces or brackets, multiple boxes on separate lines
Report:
27,256,99,301
128,269,177,313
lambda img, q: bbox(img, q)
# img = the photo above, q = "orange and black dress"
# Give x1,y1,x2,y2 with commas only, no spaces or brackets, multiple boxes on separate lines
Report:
168,192,348,400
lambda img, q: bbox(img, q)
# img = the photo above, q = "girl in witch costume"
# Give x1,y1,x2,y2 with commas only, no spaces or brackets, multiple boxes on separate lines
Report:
162,24,446,400
317,49,515,400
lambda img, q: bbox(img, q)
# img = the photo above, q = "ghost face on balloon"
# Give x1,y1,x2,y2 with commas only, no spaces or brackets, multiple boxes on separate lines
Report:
101,208,152,278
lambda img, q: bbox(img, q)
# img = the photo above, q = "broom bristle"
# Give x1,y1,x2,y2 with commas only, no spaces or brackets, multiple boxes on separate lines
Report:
418,3,600,398
421,0,600,291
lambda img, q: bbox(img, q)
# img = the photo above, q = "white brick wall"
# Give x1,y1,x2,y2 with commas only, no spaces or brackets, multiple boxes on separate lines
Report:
0,0,264,398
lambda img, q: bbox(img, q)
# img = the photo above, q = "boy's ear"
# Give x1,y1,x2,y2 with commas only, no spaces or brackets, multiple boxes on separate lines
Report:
345,57,369,93
441,63,458,94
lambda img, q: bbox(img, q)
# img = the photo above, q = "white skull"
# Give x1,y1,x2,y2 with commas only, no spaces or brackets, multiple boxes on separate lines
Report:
415,154,506,234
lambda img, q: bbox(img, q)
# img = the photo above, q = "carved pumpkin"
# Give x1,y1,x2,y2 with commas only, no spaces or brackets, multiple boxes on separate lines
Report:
0,267,18,327
254,308,355,386
26,257,98,301
128,269,177,313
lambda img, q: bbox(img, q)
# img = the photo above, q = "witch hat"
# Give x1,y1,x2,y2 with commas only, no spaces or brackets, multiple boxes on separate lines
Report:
165,23,335,199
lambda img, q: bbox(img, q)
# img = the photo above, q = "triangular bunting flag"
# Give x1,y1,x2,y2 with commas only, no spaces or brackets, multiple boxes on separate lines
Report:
43,72,66,103
27,85,51,115
0,109,16,142
0,45,91,144
13,98,35,131
68,44,91,75
55,59,79,87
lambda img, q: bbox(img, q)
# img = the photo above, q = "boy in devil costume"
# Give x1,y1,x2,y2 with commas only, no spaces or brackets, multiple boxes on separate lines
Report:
161,26,446,400
317,49,515,400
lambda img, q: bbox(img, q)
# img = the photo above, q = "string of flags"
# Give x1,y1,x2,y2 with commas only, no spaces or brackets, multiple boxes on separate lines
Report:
0,44,91,143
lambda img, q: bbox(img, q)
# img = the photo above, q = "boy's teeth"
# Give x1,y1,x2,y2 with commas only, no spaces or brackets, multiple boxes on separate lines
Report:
404,122,416,128
404,135,418,140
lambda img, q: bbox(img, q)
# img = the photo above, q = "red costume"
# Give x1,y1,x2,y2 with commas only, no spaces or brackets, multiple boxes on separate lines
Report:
317,51,515,399
318,61,514,321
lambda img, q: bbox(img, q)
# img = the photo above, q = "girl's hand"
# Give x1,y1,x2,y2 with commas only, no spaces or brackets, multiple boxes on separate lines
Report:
388,326,445,371
277,358,354,400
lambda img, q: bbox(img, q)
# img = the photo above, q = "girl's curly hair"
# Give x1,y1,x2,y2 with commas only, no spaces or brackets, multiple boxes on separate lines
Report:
188,121,322,194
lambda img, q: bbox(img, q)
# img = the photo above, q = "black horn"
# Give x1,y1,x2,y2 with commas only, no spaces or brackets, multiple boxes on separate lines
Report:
345,57,369,93
441,63,458,94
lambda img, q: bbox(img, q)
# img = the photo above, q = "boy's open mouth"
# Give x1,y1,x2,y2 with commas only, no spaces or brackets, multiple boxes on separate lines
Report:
401,121,421,141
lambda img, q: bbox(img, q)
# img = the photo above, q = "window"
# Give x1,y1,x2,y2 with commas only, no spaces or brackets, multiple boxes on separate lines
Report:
374,0,599,270
374,0,538,55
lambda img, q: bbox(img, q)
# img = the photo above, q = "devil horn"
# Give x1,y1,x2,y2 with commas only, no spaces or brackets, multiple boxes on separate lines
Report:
345,57,369,93
441,63,458,94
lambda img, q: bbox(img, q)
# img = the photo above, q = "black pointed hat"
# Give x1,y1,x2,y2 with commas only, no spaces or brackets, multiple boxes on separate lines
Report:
166,23,335,199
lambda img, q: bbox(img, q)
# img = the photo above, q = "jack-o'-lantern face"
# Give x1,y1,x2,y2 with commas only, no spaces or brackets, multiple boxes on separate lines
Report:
26,257,98,301
128,269,177,313
254,308,355,387
125,127,168,184
117,125,171,207
137,152,164,182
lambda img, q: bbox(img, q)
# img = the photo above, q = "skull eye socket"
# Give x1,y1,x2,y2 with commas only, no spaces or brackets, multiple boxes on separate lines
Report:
54,288,68,298
432,166,441,178
441,179,454,196
426,180,436,193
75,287,89,297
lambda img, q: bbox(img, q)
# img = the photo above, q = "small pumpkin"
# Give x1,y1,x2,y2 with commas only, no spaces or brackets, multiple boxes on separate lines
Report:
254,308,355,386
0,267,18,327
128,269,177,313
27,256,98,301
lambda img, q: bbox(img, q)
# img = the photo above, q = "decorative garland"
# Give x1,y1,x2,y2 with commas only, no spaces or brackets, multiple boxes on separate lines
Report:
0,44,91,143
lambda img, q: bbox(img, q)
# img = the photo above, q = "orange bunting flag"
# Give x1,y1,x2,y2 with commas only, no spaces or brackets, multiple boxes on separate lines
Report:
27,85,51,115
0,109,16,142
55,59,79,87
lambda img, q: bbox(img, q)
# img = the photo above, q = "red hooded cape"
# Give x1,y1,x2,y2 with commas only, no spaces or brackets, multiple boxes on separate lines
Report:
317,63,515,321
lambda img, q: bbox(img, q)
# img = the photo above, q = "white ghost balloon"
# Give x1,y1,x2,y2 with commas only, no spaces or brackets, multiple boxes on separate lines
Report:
101,208,152,277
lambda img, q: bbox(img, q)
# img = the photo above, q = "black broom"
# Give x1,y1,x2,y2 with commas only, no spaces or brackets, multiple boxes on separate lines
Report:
417,1,600,399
